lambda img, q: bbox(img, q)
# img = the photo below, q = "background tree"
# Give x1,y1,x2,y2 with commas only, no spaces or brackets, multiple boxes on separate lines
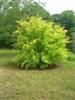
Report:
52,10,75,52
21,1,52,20
0,0,52,48
53,10,75,30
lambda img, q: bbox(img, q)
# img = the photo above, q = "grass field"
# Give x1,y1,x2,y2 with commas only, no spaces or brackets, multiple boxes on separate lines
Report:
0,49,75,100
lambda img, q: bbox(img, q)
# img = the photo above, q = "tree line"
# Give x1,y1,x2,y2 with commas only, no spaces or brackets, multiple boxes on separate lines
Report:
0,0,75,52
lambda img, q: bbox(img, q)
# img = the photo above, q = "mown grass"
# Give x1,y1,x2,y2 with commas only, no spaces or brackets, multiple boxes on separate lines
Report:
0,49,19,66
0,49,75,100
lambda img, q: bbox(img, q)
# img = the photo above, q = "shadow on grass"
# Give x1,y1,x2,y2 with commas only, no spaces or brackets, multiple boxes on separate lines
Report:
0,61,63,71
13,63,61,71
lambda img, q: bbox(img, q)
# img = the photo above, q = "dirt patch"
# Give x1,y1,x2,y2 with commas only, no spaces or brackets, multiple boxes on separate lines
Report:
0,68,9,76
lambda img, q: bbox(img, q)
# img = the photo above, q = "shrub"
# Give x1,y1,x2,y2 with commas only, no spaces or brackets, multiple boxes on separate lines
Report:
13,16,68,69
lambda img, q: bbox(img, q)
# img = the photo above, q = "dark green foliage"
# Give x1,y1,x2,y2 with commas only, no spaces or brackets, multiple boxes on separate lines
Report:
53,10,75,30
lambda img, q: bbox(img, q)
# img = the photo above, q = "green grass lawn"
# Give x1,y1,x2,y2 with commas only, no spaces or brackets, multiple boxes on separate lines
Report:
0,49,75,100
